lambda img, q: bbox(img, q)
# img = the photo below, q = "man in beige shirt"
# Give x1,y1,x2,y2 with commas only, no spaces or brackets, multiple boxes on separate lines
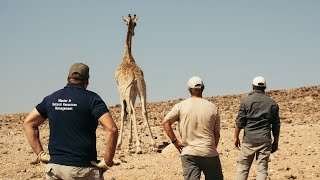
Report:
162,76,223,180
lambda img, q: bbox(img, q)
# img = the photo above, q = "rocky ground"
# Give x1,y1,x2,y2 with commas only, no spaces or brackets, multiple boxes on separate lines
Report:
0,85,319,180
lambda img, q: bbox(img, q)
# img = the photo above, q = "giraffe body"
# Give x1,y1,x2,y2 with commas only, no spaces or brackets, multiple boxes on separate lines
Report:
115,14,156,154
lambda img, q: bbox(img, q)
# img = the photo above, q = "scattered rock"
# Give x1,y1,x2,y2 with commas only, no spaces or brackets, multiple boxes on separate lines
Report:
285,175,297,179
161,143,180,157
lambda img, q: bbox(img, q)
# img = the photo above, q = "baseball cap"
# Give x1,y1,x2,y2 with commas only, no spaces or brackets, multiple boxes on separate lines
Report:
68,63,90,79
252,76,266,87
187,76,204,89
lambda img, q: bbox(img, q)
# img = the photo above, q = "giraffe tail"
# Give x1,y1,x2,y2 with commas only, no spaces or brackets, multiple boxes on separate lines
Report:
123,100,128,119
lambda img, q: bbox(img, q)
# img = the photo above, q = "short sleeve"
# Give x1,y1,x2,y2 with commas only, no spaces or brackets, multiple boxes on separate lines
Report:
36,96,49,119
91,95,109,121
164,103,180,124
214,111,221,132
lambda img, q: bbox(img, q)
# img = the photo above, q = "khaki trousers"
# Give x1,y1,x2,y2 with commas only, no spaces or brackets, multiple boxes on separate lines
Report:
45,163,104,180
235,142,271,180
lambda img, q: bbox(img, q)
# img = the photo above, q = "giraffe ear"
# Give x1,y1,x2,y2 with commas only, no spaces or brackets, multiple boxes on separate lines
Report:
122,16,129,24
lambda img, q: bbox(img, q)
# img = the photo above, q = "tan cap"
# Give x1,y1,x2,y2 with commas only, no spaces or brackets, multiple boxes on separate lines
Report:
187,76,204,89
68,63,90,79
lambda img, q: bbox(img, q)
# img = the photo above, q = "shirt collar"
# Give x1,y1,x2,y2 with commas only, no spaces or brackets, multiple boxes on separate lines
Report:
65,83,85,90
249,89,265,95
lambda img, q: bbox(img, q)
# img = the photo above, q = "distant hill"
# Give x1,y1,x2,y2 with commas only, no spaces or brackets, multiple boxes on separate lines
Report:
1,85,319,126
108,85,320,127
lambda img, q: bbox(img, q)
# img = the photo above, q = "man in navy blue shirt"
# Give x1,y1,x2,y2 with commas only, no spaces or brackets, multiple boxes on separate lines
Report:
24,63,118,179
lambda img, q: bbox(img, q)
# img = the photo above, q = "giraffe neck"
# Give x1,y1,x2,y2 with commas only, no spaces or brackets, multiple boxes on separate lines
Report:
123,27,135,63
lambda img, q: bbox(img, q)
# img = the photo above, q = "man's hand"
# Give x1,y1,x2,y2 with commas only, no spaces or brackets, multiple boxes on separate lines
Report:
271,142,278,153
91,159,121,171
31,151,50,164
234,137,241,150
173,139,187,153
91,159,110,171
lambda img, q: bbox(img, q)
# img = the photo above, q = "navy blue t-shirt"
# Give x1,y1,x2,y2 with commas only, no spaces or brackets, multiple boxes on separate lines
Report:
36,83,109,167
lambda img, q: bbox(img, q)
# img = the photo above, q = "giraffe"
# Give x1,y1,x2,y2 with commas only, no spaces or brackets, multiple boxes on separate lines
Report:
115,14,156,154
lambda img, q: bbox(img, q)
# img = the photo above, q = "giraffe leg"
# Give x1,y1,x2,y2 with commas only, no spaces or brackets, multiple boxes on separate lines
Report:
127,87,137,150
129,101,142,154
128,107,133,146
141,97,156,147
117,100,127,149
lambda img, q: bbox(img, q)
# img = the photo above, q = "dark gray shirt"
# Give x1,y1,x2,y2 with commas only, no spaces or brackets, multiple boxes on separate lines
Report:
236,90,280,143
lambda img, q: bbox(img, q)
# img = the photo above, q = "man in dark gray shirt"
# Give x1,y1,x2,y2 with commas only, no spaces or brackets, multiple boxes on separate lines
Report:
234,76,280,180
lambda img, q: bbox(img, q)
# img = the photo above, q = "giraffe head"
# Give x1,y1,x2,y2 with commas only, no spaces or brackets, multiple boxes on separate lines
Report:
123,14,138,36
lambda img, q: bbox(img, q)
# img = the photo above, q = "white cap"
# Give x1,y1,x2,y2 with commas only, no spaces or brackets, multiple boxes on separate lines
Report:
252,76,266,87
187,76,204,89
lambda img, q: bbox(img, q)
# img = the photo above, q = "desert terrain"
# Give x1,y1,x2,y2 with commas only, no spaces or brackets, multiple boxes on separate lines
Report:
0,85,319,180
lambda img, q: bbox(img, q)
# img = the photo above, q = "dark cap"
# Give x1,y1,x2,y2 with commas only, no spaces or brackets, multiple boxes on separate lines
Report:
68,63,90,80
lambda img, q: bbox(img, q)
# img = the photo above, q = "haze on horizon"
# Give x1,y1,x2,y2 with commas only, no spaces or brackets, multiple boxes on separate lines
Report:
1,1,319,114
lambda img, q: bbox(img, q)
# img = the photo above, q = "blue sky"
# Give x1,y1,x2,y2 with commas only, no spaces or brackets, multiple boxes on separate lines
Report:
1,1,319,114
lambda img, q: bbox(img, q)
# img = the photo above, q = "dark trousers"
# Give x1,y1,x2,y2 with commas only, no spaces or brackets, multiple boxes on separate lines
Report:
181,155,223,180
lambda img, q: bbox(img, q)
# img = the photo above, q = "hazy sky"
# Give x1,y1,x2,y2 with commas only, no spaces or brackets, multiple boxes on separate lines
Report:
1,1,319,114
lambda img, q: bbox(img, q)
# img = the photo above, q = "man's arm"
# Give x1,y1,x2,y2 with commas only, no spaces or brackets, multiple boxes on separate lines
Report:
214,131,220,148
162,119,178,143
271,128,280,153
271,104,281,153
98,112,118,166
23,108,46,155
162,119,186,152
214,112,221,148
233,126,241,149
272,104,281,142
234,102,246,149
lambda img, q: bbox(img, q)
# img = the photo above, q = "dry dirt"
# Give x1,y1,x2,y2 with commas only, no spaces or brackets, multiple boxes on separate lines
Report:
0,85,319,180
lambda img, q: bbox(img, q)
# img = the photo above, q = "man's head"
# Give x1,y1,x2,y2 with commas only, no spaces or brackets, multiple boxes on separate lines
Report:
67,63,90,87
252,76,266,91
187,76,204,96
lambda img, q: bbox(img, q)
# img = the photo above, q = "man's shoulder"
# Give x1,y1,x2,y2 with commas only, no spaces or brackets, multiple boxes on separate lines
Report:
244,91,278,104
261,93,278,104
46,88,65,98
85,89,99,96
202,98,218,108
184,98,218,108
49,87,101,100
183,97,212,103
